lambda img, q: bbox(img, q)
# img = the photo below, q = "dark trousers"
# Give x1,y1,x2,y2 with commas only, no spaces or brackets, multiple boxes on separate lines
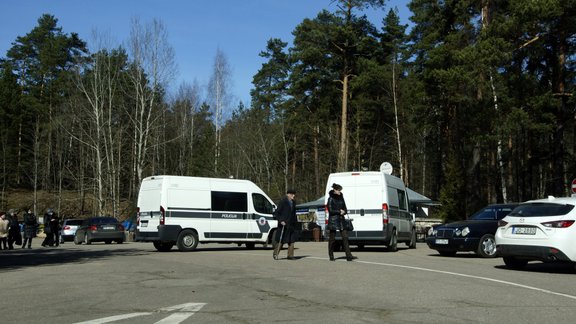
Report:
22,237,33,248
0,237,7,250
273,225,295,258
42,234,54,246
328,229,352,260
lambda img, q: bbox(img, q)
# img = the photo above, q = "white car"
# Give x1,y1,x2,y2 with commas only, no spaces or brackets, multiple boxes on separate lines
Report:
495,196,576,269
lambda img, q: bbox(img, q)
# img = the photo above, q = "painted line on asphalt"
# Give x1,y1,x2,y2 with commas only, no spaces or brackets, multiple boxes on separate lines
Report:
74,303,206,324
74,312,152,324
311,257,576,301
234,251,576,301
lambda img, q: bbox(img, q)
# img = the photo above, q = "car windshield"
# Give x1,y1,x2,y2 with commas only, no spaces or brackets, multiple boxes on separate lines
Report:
470,206,515,220
508,203,574,217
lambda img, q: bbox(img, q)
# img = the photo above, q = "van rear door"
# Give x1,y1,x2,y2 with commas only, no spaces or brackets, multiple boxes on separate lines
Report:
137,177,163,237
351,174,384,240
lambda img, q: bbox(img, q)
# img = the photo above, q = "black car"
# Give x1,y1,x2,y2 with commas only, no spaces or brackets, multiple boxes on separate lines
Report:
74,217,125,245
426,204,518,258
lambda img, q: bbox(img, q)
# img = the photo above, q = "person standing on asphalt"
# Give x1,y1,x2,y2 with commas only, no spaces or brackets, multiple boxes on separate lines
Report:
0,212,9,250
42,208,59,247
327,183,356,261
272,189,298,260
22,208,38,249
7,209,22,249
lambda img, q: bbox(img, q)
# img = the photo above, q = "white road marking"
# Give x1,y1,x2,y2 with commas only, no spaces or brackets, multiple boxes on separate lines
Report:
156,303,207,324
74,312,151,324
307,256,576,301
73,303,206,324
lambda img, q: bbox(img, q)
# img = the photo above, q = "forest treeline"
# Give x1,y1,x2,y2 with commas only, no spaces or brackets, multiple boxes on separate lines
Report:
0,0,574,222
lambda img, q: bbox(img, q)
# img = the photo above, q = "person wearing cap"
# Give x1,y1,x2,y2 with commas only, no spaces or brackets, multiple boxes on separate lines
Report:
272,188,298,260
327,183,356,261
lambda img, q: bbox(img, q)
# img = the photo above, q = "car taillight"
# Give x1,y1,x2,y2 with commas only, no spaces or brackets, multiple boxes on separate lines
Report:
498,220,508,227
542,220,575,228
382,203,389,224
160,206,166,225
89,225,97,231
324,205,329,225
64,226,71,230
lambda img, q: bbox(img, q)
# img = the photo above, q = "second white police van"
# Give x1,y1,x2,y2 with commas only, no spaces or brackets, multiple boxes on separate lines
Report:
135,175,278,252
324,163,416,252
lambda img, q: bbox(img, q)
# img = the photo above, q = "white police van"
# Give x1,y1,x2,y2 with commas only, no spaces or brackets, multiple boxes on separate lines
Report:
324,163,416,251
135,175,278,252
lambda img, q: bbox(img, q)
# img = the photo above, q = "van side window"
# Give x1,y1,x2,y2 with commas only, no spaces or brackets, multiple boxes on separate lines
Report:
387,188,400,207
397,190,407,211
211,191,248,212
252,193,274,214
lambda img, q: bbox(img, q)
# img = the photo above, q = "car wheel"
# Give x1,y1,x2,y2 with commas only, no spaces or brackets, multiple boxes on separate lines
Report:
387,230,398,252
245,242,255,249
85,234,91,245
503,257,528,269
153,241,174,252
74,234,82,245
438,250,457,257
477,234,497,258
116,240,123,244
177,229,198,252
407,228,417,249
105,240,112,244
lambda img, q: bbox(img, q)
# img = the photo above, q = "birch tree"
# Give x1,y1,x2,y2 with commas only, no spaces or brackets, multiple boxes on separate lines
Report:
208,47,232,174
127,18,176,191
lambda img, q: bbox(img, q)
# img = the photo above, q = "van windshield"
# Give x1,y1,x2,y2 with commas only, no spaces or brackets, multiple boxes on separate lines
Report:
253,193,274,214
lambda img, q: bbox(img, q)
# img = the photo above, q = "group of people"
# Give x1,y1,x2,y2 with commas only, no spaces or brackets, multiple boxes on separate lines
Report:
0,208,60,250
272,183,357,262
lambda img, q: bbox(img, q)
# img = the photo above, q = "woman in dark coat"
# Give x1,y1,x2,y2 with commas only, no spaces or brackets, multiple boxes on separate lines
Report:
272,189,298,260
327,183,356,261
7,209,22,249
22,208,38,249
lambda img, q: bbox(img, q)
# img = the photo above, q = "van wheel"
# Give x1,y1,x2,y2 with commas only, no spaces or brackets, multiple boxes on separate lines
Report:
245,242,255,249
477,234,497,258
177,230,198,252
386,230,397,252
407,229,417,249
153,241,174,252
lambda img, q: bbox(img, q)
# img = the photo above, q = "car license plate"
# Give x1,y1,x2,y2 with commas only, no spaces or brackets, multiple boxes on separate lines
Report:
435,239,449,245
512,227,536,235
141,222,148,227
103,226,115,230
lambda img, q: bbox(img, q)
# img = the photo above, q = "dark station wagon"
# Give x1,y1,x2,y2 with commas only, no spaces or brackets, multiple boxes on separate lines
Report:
426,204,518,258
74,217,125,245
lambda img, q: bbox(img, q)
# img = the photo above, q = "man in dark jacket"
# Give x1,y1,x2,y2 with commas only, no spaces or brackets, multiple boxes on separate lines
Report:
7,209,22,249
272,189,298,260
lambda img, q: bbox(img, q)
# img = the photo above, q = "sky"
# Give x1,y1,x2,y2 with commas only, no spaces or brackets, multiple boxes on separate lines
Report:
0,0,411,106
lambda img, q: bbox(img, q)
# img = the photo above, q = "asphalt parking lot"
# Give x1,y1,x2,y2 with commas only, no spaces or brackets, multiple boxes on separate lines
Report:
2,241,576,323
